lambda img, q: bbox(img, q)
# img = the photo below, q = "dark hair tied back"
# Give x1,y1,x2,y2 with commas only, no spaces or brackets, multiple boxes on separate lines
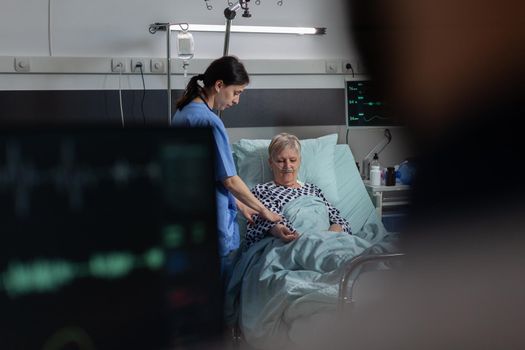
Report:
175,56,249,111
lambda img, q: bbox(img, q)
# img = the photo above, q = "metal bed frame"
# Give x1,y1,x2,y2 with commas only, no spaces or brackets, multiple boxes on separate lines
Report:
230,252,405,347
338,252,405,309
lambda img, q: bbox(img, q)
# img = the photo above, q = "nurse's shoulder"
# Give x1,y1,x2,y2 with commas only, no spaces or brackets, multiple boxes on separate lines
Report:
172,101,218,127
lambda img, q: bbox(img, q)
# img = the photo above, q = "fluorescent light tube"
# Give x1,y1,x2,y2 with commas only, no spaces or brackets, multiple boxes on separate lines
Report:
170,24,325,35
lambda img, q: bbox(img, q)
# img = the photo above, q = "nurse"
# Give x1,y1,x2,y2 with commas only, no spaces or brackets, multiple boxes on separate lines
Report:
171,56,281,277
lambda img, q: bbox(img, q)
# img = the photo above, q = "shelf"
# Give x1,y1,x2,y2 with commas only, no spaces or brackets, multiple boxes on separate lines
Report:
364,180,411,219
363,181,411,192
382,200,411,207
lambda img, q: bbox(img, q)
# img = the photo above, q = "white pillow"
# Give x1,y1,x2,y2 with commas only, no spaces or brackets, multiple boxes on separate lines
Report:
232,134,340,204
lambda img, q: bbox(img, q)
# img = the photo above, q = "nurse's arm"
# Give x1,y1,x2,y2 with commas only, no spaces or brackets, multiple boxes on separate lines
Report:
222,175,281,223
235,198,256,224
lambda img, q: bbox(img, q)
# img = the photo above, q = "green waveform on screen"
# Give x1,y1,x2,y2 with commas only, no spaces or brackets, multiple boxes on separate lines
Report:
0,248,165,298
0,221,209,298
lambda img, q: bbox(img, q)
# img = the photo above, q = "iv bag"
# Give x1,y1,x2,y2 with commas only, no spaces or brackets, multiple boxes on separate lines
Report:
177,31,194,60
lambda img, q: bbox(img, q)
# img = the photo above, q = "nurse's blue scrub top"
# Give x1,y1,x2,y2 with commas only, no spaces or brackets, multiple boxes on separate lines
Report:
172,101,240,257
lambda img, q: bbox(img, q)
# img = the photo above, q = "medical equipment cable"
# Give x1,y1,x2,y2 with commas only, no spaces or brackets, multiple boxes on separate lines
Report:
346,127,350,145
139,65,147,125
118,68,124,128
199,95,214,113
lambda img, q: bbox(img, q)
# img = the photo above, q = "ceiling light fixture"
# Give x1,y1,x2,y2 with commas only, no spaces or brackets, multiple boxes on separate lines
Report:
170,24,326,35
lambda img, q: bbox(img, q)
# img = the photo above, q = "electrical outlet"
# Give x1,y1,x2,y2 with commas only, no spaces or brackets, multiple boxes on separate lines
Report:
342,60,356,75
111,58,126,73
131,58,146,73
325,60,339,74
150,59,165,73
14,57,30,72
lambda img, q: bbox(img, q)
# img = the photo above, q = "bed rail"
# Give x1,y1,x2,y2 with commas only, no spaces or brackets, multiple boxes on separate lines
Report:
338,253,405,309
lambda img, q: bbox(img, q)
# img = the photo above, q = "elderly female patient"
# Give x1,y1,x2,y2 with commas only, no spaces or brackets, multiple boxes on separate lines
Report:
246,133,351,247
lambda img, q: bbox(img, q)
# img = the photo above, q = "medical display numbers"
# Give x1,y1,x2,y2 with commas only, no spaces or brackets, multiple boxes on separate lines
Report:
346,80,402,127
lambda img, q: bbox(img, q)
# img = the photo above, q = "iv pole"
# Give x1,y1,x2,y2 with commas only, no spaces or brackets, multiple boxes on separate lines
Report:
148,22,173,125
223,1,248,56
223,6,236,56
218,0,249,118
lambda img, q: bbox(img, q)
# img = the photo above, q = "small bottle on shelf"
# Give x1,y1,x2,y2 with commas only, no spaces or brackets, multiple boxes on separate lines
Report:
369,153,382,186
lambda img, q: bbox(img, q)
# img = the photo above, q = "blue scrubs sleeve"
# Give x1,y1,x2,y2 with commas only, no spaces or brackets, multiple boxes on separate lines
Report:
212,124,237,181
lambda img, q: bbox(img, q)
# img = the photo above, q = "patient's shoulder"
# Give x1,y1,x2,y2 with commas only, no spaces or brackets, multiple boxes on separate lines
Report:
302,182,320,191
303,183,325,197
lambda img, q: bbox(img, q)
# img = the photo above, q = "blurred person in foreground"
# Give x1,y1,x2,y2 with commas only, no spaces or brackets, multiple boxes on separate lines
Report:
327,1,525,350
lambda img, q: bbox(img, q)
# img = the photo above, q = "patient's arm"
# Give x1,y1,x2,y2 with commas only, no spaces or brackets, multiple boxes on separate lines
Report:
245,184,297,246
223,175,281,223
314,185,352,234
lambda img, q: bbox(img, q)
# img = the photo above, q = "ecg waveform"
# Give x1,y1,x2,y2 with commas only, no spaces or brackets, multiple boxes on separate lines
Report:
1,248,163,298
346,80,401,126
0,223,207,298
0,139,162,218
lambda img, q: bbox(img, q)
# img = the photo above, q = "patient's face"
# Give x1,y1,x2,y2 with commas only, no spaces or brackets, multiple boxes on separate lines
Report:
269,147,300,187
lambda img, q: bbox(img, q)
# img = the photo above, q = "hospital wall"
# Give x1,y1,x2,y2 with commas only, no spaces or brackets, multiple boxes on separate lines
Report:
0,0,412,167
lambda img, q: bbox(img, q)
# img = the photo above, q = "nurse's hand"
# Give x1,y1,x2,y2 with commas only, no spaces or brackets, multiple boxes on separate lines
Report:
236,200,257,224
260,208,282,223
270,224,299,243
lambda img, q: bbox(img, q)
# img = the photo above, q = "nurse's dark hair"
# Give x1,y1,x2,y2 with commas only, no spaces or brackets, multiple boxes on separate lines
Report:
175,55,250,111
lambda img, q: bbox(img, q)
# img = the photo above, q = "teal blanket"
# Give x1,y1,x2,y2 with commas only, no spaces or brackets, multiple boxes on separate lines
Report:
226,196,395,349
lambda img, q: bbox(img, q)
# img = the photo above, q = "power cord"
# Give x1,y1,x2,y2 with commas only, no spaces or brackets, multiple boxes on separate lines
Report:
117,64,124,128
138,64,146,126
48,0,53,56
345,62,355,78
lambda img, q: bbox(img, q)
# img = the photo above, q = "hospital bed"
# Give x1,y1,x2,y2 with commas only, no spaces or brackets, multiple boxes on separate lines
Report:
227,134,402,349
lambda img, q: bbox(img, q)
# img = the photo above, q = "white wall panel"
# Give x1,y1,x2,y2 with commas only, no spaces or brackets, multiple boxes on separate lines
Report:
0,0,49,55
1,0,354,59
0,73,350,90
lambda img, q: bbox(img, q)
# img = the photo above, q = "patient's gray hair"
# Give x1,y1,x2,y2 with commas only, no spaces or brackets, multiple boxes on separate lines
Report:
268,133,301,160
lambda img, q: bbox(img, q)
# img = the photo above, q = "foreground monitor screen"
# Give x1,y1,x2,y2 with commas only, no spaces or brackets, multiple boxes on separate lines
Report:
0,128,222,350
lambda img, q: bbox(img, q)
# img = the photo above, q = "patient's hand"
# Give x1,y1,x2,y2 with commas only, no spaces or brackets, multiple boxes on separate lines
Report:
270,224,299,243
328,224,343,232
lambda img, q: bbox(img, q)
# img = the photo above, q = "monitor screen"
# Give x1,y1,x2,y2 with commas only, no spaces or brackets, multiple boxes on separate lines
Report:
0,128,223,350
345,79,402,127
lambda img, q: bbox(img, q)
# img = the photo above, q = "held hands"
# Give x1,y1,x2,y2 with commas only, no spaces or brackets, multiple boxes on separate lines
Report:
236,201,258,224
328,224,343,232
270,224,299,243
236,201,281,225
260,208,282,223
